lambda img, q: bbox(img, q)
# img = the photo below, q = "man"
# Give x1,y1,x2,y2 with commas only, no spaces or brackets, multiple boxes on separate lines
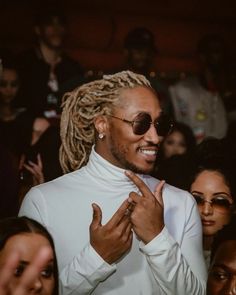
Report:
17,6,83,115
19,71,207,294
207,217,236,295
169,34,228,143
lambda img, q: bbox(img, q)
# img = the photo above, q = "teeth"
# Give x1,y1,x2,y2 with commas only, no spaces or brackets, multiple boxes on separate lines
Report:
140,149,157,155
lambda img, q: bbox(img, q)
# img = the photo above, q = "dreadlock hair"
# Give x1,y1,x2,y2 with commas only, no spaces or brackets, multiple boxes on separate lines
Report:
60,70,151,173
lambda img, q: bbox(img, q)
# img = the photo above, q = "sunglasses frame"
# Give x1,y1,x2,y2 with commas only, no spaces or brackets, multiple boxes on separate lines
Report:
193,195,234,212
108,113,173,136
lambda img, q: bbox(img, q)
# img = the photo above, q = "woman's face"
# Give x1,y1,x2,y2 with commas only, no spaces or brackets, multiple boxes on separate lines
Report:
162,130,187,158
0,69,19,104
190,170,233,237
0,233,55,295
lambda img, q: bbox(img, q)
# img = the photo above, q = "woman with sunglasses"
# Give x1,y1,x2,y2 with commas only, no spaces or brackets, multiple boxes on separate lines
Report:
189,161,235,268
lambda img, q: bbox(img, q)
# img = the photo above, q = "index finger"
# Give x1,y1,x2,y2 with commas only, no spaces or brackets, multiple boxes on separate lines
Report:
125,170,153,198
106,199,130,227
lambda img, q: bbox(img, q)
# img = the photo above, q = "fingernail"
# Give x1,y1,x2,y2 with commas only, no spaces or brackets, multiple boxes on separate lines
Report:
125,170,132,176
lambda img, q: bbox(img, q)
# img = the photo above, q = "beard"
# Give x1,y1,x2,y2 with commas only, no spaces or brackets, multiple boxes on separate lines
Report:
109,135,154,175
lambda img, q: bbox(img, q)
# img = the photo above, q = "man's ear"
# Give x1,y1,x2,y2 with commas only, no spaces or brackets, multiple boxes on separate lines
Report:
94,115,108,135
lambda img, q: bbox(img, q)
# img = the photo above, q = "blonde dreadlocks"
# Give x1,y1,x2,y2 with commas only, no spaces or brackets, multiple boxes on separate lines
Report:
60,70,151,173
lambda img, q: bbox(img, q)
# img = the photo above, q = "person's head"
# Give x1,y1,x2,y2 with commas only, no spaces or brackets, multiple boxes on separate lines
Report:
190,163,235,239
34,7,66,50
60,71,173,174
0,60,19,105
197,34,226,71
123,27,157,73
0,216,58,295
160,121,196,159
207,217,236,295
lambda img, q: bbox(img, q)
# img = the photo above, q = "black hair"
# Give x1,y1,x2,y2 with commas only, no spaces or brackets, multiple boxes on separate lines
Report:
210,216,236,262
0,216,59,295
34,5,66,27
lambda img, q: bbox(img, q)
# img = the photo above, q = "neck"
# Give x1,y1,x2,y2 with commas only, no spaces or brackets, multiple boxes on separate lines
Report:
203,235,214,251
39,43,61,66
0,104,15,121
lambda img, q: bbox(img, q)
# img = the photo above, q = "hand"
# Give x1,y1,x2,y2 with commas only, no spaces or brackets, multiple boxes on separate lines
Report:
23,154,45,185
90,200,133,264
125,170,165,244
0,247,51,295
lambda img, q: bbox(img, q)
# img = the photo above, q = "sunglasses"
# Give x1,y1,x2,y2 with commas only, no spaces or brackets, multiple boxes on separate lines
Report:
192,194,233,213
109,112,173,136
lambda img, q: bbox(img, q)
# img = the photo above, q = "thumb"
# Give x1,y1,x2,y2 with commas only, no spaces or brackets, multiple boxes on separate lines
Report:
153,180,165,208
90,203,102,230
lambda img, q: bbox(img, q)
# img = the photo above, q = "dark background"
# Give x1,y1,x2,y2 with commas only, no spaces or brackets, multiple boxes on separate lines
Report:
1,0,236,76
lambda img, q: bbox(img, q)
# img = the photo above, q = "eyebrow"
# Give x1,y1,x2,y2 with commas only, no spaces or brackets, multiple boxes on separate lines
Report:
191,191,231,197
212,263,236,274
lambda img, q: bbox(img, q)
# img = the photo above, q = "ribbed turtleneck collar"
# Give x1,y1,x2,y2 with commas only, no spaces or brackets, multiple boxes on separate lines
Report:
85,146,140,191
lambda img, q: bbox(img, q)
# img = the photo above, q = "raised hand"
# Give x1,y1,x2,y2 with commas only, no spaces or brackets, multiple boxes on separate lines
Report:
23,154,45,185
90,199,133,264
0,247,51,295
125,170,165,244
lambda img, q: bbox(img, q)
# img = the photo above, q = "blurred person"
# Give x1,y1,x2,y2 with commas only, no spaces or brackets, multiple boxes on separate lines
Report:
0,216,59,295
121,27,173,117
207,216,236,295
152,121,196,190
169,34,228,143
20,71,206,294
189,161,235,268
19,115,62,202
0,59,33,159
17,5,83,115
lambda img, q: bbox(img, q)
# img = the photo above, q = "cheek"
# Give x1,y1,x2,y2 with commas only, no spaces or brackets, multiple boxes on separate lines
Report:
43,277,55,294
207,280,222,295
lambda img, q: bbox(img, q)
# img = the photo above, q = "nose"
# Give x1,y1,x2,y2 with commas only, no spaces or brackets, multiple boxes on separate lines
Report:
144,123,160,145
201,201,213,216
224,277,236,294
29,277,43,293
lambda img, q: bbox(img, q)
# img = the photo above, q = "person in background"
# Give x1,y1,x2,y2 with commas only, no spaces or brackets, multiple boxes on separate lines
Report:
17,5,83,116
19,71,206,294
0,216,59,295
121,27,174,117
207,216,236,295
0,58,33,159
169,34,228,143
189,158,235,268
152,121,196,190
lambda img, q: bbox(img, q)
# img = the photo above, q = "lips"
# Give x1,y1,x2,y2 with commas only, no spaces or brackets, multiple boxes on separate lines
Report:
202,220,215,226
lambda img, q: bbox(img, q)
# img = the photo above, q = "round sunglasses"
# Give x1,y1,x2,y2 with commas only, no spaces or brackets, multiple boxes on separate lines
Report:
192,194,234,213
109,112,173,137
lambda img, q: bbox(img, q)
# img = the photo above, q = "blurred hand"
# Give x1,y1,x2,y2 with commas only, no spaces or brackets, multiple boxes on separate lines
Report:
0,247,51,295
23,154,45,186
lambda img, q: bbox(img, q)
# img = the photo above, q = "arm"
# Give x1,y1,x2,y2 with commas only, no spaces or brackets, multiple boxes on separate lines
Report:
19,189,132,295
126,171,207,295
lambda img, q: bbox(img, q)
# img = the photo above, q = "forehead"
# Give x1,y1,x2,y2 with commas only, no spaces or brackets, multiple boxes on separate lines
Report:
212,240,236,270
192,170,230,191
1,69,18,80
115,86,161,117
0,233,52,263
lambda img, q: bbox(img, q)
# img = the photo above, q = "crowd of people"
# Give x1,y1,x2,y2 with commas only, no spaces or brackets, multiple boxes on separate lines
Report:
0,5,236,295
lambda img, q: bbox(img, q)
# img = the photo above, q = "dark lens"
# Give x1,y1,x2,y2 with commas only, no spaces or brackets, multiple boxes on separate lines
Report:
155,116,173,137
132,113,151,135
212,197,232,211
193,195,204,205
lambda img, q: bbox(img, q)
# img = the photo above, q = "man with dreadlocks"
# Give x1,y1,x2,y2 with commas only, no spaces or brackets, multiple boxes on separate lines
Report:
19,71,207,294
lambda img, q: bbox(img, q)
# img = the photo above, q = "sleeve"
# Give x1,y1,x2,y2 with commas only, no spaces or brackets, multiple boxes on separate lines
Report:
59,245,116,295
139,199,207,295
19,188,117,295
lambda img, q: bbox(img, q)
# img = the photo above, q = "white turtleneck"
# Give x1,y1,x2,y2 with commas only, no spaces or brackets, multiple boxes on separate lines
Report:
19,147,207,294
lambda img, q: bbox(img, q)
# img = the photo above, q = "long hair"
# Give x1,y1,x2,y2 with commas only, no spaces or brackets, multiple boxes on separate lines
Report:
0,216,59,295
60,70,151,173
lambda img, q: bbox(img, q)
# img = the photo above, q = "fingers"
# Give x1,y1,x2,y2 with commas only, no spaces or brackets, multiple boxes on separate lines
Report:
15,247,51,294
90,203,102,230
153,180,165,207
125,170,152,198
107,199,130,228
36,153,43,170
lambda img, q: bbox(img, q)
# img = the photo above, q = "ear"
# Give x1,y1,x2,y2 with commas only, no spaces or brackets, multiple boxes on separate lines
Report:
93,115,109,135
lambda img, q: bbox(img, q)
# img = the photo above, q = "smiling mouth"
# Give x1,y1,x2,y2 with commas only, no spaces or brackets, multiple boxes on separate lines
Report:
202,220,215,226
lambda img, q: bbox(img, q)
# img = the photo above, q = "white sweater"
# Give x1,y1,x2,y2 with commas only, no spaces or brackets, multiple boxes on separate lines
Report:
19,147,207,295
